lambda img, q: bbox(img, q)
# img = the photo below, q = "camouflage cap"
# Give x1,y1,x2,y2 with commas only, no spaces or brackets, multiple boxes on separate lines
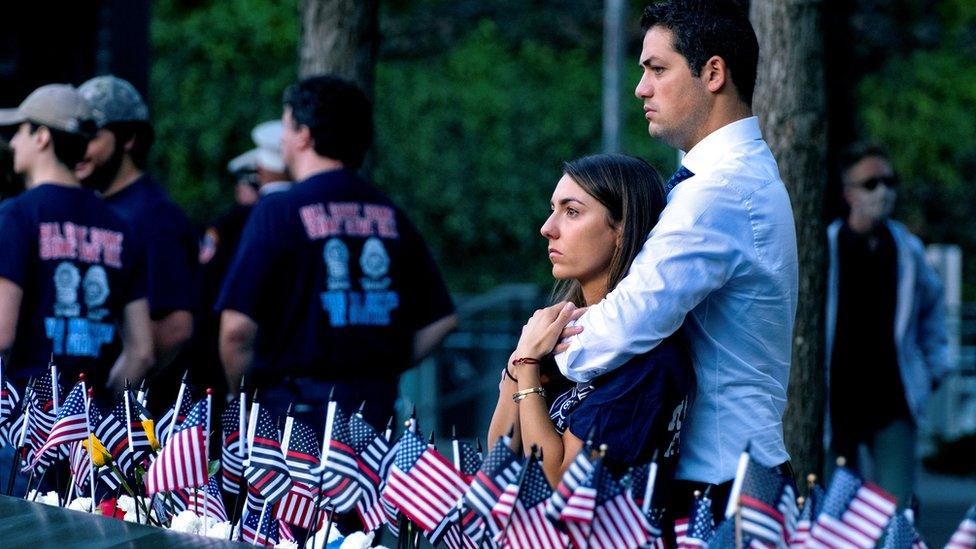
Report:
78,75,149,128
0,83,95,135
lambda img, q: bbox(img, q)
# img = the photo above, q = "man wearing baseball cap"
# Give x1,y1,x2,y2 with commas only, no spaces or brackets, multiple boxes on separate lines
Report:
0,83,153,403
75,76,198,395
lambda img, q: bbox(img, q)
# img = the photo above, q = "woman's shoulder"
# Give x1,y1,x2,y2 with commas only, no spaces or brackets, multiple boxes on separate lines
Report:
588,333,693,399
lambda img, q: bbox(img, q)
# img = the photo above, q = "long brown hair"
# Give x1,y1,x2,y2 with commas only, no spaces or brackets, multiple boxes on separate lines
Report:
551,154,666,306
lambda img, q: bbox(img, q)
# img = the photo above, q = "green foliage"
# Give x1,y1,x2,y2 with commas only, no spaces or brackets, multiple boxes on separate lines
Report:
150,0,299,221
859,41,976,297
151,3,675,293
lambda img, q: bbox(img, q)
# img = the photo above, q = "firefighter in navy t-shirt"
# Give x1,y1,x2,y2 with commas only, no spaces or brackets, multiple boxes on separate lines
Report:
217,76,457,429
0,84,154,396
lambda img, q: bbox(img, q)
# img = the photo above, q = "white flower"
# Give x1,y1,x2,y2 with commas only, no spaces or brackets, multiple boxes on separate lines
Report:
169,510,203,534
116,495,136,514
339,531,374,549
68,497,93,512
205,521,233,539
304,521,343,549
27,490,61,507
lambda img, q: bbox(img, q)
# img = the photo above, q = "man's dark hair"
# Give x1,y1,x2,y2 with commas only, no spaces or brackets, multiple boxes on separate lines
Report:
839,142,890,179
641,0,759,106
105,121,154,170
28,122,92,168
283,75,373,170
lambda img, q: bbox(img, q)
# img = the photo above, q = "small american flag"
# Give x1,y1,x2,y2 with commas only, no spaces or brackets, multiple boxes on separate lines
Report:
881,510,928,549
220,398,246,495
144,398,209,496
241,505,279,546
947,504,976,549
311,406,361,512
283,417,320,487
547,448,595,525
465,434,523,539
244,406,292,503
24,376,56,468
568,458,650,549
624,463,667,549
737,457,794,546
189,475,229,522
28,382,89,470
678,494,714,548
808,466,897,549
275,480,316,529
427,439,484,548
383,428,468,532
491,455,569,549
157,391,193,448
67,402,101,492
790,495,814,548
348,411,392,532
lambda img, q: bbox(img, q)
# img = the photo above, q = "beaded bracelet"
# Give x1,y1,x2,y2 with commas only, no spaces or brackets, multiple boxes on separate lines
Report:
512,386,546,403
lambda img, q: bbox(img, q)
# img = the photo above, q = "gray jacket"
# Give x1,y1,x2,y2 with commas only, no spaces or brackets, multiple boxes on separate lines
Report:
824,219,952,445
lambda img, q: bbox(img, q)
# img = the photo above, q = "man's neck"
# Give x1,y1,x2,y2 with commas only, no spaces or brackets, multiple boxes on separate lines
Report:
103,157,144,197
291,155,345,182
27,161,80,189
682,101,754,152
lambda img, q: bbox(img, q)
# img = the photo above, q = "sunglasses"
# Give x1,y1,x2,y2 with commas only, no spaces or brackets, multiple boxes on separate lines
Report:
852,175,898,190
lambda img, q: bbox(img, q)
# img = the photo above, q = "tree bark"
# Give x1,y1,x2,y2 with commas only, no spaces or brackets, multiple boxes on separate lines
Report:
299,0,379,96
750,0,829,484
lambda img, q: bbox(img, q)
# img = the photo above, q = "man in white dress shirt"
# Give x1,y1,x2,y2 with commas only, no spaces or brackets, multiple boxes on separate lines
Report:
552,0,799,519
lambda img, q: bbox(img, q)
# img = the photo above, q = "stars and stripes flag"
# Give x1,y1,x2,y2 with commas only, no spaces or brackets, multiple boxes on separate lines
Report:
311,406,361,512
28,381,89,470
564,457,650,549
881,509,928,549
220,397,246,495
242,504,279,547
735,455,796,546
348,411,393,532
382,427,468,532
490,454,569,549
283,417,320,488
244,406,292,503
157,389,193,448
24,375,56,468
464,434,523,540
546,447,595,525
808,466,897,549
947,504,976,549
144,398,209,496
677,494,714,548
625,462,667,549
67,403,101,492
275,481,317,529
189,475,229,522
427,438,485,549
790,479,824,548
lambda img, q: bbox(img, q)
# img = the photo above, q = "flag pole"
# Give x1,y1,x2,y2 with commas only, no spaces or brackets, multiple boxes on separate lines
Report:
203,388,212,532
168,370,189,442
82,377,96,512
234,389,261,535
724,441,751,519
228,385,249,540
50,358,61,506
254,500,269,545
641,449,659,516
310,388,336,549
6,377,34,496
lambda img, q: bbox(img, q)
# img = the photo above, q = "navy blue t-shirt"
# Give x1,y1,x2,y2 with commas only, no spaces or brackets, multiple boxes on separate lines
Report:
0,184,147,390
217,168,454,385
105,174,198,319
549,334,693,472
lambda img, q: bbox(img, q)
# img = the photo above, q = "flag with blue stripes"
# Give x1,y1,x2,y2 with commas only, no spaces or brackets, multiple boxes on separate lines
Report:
244,406,291,503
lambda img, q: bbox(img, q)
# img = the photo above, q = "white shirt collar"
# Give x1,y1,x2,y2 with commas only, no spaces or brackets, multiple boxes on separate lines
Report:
259,181,292,196
680,116,762,176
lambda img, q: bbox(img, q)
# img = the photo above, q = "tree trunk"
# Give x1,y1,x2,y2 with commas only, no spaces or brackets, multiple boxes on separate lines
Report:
750,0,828,485
299,0,379,96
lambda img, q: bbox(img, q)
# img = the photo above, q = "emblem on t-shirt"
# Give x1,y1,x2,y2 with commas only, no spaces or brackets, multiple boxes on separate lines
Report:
324,238,350,291
54,261,81,317
359,237,390,290
664,396,688,458
83,265,111,319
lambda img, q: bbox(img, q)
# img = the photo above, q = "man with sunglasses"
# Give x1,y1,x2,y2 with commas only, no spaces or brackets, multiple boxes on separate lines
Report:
824,142,950,506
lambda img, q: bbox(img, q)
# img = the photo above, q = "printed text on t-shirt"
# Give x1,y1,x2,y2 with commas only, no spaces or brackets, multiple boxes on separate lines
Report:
300,202,399,240
39,222,124,268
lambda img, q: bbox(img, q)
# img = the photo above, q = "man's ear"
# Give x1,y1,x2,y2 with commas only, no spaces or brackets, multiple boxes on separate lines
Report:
34,126,52,150
702,55,729,94
123,134,137,154
297,124,313,151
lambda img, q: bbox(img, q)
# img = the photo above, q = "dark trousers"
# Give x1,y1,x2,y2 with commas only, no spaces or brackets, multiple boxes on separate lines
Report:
668,461,795,525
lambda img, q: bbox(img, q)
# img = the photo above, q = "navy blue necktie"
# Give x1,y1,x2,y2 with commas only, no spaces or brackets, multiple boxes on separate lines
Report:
664,165,695,195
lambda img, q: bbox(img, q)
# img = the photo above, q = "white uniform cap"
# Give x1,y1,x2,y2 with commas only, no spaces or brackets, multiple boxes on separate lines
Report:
227,148,259,174
251,120,284,173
